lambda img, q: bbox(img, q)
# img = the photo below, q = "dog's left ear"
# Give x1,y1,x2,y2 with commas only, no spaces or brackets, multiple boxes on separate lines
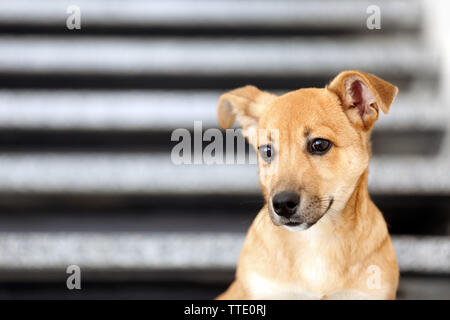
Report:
328,70,398,129
217,85,276,146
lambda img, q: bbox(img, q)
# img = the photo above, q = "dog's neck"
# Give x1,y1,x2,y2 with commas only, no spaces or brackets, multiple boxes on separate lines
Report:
336,168,372,232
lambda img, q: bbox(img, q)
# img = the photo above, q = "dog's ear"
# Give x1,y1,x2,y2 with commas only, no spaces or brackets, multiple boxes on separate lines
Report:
328,70,398,129
218,85,275,144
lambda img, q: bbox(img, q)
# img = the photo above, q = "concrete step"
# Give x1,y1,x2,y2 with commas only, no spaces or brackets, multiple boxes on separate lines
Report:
0,36,436,77
0,90,446,131
0,275,448,300
0,0,420,30
0,153,448,195
0,203,447,236
0,232,447,275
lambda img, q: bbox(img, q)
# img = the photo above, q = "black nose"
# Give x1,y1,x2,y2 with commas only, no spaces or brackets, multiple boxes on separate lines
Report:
272,191,300,218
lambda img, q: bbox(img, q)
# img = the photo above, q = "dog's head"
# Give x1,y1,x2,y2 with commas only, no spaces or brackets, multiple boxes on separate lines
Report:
218,70,398,231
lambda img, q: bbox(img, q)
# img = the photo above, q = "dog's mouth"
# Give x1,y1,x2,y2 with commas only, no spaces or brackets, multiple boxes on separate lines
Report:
285,221,301,227
279,197,334,230
325,196,334,214
282,221,314,231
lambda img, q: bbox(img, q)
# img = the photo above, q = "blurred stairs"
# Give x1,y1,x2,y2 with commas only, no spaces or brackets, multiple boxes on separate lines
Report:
0,0,449,299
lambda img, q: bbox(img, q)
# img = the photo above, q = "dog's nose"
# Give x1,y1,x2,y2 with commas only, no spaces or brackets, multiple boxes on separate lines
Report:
272,191,300,218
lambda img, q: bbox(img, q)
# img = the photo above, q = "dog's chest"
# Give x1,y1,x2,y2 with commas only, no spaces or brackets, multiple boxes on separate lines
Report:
245,255,336,300
246,272,325,300
243,229,364,299
245,270,373,300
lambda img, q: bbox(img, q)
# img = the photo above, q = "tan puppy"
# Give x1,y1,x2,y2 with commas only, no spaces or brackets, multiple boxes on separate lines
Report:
216,70,399,300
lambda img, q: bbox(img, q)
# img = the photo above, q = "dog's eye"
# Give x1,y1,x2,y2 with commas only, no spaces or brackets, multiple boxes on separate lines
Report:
308,138,332,155
258,144,274,163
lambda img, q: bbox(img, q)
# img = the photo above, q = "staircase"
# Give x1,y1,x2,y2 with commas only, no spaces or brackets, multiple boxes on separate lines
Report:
0,0,449,299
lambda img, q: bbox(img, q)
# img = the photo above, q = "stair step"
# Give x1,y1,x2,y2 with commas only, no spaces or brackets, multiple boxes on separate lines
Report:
0,232,447,275
0,0,446,299
0,275,448,299
0,0,420,30
0,203,447,236
0,154,448,195
0,90,446,131
0,36,435,77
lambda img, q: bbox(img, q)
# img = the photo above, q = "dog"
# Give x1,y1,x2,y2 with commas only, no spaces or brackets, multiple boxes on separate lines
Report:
216,70,399,300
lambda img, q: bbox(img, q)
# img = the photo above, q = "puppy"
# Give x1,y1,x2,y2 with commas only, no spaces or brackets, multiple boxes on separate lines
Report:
216,70,399,300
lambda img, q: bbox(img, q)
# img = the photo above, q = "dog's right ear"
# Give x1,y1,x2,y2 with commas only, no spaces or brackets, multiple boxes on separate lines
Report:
328,70,398,130
217,85,275,144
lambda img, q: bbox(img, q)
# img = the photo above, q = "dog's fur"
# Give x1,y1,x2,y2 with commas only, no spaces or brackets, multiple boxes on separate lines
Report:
216,70,399,300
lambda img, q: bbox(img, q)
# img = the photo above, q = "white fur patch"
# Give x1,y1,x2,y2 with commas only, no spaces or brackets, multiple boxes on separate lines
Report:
246,272,382,300
281,223,310,232
246,273,322,300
